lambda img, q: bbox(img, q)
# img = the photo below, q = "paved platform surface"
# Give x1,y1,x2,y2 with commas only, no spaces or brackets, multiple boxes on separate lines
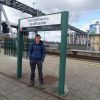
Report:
0,53,100,100
0,73,59,100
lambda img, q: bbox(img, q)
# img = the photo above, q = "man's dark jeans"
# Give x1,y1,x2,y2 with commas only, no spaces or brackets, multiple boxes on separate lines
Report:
30,60,44,85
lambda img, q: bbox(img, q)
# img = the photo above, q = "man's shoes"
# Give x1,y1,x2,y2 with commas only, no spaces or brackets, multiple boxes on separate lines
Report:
27,81,35,87
39,83,45,89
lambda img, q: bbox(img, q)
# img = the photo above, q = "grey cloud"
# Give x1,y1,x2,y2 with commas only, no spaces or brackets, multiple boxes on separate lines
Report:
3,0,100,24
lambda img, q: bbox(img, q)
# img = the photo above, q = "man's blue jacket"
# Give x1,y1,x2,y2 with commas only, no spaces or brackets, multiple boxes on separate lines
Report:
29,40,46,62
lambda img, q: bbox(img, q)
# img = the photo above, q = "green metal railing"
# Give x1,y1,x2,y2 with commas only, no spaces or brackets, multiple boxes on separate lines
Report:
4,38,17,56
3,37,34,59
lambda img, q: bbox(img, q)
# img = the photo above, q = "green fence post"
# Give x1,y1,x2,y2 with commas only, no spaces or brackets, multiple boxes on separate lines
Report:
6,38,7,54
12,39,14,56
5,38,7,55
4,38,6,55
11,38,13,55
13,39,16,56
8,39,10,55
12,39,15,56
58,11,69,95
8,39,9,55
9,39,11,55
17,19,24,78
26,37,29,59
6,38,8,55
14,39,16,56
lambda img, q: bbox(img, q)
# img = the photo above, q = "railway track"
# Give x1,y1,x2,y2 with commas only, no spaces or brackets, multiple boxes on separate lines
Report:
46,50,100,62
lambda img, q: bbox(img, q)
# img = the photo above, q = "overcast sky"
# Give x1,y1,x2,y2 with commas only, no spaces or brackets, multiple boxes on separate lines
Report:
2,0,100,41
3,0,100,29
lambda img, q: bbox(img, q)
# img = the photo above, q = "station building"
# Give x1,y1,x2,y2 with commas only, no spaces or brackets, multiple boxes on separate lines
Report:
68,30,88,50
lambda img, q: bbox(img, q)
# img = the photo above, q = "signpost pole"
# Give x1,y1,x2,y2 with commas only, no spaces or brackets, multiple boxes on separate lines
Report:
58,11,69,95
17,19,23,78
17,12,69,92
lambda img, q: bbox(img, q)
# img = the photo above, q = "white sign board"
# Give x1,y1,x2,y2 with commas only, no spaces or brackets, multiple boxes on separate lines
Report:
20,13,61,28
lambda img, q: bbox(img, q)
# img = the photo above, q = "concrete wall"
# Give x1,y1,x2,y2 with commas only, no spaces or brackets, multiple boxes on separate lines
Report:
90,35,100,51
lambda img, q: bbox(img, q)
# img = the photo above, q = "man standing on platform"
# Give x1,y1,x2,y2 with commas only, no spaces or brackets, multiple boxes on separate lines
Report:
27,34,46,88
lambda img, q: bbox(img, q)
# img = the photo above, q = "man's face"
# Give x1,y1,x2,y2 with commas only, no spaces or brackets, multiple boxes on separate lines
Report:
35,36,41,44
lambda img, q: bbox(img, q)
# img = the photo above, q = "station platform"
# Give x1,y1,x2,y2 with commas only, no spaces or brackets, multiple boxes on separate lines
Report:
69,49,100,58
0,53,100,100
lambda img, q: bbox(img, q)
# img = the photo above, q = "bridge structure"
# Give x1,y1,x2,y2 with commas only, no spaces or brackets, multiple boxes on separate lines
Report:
0,0,87,37
0,0,44,37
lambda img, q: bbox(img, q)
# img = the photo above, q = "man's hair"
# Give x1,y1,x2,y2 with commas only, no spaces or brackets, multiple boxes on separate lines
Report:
35,34,41,38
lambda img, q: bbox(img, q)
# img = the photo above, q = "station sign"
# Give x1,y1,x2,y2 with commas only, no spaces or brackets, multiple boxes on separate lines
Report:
20,13,61,31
